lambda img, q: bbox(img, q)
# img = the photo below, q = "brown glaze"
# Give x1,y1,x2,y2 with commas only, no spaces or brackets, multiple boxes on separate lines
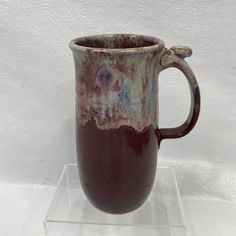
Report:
157,87,200,144
75,34,157,49
157,46,201,145
76,119,158,214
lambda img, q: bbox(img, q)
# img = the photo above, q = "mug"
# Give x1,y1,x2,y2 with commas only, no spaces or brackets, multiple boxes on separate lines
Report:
69,34,200,214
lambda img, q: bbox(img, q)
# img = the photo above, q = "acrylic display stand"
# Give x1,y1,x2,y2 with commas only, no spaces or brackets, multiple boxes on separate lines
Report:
44,164,187,236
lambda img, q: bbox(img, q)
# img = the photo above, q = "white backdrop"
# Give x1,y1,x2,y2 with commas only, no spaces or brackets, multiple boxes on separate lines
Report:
1,0,236,202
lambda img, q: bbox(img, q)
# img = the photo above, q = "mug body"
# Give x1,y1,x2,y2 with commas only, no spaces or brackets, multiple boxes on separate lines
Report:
69,34,164,213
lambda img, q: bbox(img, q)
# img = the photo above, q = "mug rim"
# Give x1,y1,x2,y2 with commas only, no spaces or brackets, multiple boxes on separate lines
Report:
69,34,165,53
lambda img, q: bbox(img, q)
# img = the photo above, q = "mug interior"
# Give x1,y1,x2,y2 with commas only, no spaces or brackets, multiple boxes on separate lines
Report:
74,34,162,50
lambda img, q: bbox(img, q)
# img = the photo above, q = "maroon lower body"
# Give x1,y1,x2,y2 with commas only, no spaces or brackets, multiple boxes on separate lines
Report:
76,119,158,214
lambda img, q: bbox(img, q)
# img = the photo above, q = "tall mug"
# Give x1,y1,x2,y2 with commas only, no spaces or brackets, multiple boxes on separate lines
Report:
69,34,200,214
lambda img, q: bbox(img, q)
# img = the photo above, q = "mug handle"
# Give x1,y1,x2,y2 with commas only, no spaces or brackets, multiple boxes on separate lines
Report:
156,46,201,146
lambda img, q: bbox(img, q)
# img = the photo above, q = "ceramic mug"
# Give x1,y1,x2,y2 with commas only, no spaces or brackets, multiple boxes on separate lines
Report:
69,34,200,214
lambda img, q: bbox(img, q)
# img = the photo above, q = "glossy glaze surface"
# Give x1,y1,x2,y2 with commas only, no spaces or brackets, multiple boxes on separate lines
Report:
77,119,157,213
70,34,200,213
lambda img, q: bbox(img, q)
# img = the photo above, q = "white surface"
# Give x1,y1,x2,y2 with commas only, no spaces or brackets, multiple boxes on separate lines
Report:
0,185,235,236
1,0,236,235
183,198,236,236
0,183,54,236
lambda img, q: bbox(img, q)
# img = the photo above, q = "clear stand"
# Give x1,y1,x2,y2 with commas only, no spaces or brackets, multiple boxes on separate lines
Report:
44,164,187,236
